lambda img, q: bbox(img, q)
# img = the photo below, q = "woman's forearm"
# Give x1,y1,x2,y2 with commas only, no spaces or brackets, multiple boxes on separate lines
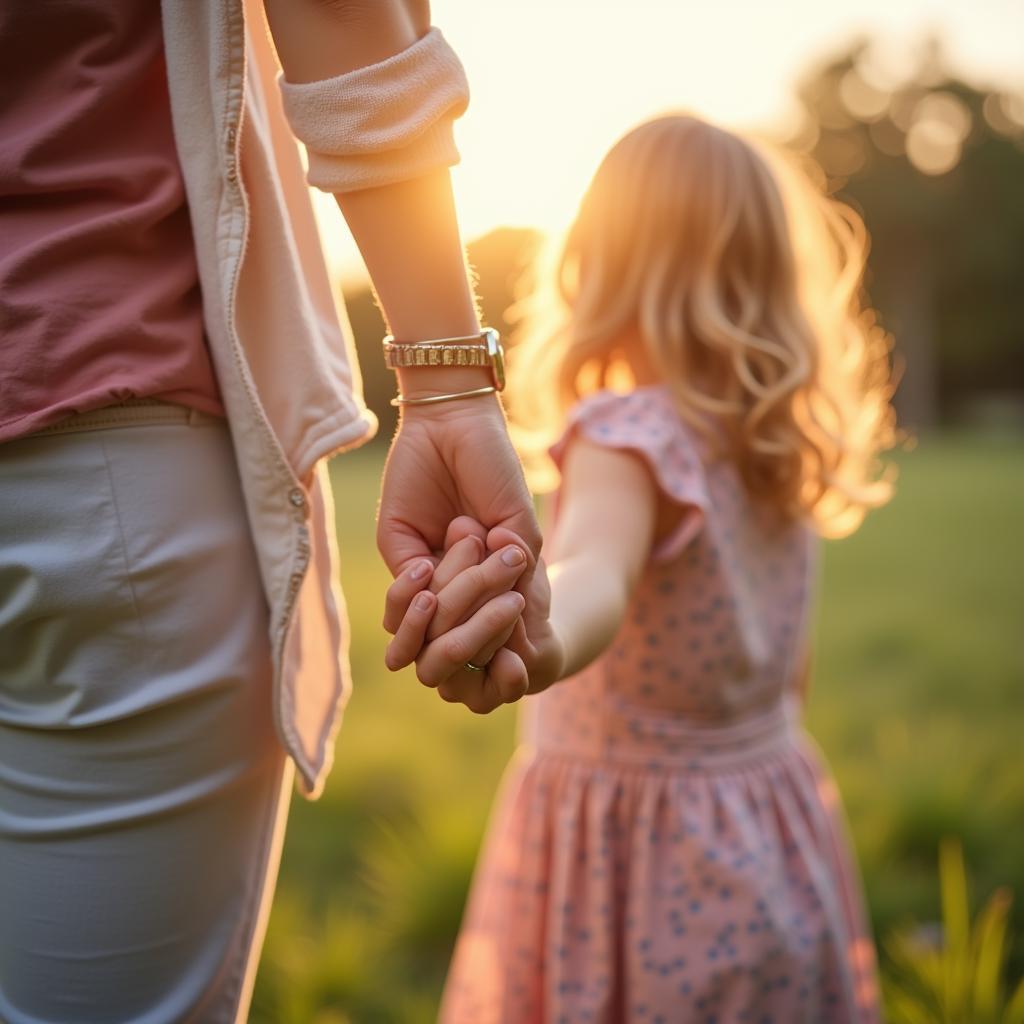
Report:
334,169,478,340
263,0,488,400
262,0,543,641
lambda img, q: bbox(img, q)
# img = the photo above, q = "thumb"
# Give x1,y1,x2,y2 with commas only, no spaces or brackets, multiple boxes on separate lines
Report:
377,517,437,579
485,526,537,571
485,526,540,627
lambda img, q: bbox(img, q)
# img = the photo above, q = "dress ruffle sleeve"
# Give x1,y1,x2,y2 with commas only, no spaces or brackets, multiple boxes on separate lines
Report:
548,388,710,562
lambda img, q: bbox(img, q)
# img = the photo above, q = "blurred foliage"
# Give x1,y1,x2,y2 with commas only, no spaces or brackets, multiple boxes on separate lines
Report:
790,36,1024,429
884,840,1024,1023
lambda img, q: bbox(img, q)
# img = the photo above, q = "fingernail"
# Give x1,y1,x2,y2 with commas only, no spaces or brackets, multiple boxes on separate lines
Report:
414,592,433,611
409,560,431,581
501,546,526,567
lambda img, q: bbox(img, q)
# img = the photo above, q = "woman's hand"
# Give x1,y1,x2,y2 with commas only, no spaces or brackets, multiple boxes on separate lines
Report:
377,390,542,608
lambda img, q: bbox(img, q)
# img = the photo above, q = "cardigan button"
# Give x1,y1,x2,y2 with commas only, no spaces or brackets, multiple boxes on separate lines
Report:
225,126,238,184
289,487,307,510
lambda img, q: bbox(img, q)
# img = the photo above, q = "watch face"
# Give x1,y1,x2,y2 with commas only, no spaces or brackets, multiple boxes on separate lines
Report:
484,327,506,391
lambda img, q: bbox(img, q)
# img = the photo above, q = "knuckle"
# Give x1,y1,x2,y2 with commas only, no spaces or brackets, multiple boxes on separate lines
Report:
469,694,498,715
432,594,455,625
451,564,484,598
416,665,440,689
462,690,484,714
437,684,461,704
442,634,470,666
501,677,527,703
492,670,514,698
482,602,513,633
467,562,489,587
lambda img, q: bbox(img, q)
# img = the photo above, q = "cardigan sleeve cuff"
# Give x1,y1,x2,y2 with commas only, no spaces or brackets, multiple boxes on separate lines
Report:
278,26,469,194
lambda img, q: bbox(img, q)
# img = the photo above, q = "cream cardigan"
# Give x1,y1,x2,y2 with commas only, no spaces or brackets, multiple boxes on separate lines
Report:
159,1,468,796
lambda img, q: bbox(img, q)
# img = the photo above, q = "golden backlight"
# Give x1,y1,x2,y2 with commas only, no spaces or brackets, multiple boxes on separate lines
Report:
312,0,1024,282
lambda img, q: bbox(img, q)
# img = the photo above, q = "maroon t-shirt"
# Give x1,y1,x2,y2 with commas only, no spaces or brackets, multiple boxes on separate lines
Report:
0,1,224,441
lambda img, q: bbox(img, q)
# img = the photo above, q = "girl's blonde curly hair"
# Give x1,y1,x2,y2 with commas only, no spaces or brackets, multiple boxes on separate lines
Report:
508,114,898,537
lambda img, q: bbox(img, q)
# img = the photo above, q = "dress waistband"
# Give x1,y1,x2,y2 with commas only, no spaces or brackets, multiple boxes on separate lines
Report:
27,400,221,438
529,697,801,772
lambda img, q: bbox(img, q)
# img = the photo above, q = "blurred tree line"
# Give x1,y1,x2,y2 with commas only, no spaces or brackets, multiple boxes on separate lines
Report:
341,36,1024,440
789,36,1024,431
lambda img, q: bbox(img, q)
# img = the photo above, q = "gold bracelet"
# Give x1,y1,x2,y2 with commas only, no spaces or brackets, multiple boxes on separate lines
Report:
390,385,498,407
384,331,488,348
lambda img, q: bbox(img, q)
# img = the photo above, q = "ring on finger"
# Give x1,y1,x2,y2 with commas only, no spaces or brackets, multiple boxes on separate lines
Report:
464,660,487,673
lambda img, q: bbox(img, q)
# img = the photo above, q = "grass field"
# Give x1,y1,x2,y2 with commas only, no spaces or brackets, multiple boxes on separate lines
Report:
250,432,1024,1024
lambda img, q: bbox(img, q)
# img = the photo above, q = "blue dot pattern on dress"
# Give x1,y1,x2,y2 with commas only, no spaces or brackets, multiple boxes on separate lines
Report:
440,387,880,1024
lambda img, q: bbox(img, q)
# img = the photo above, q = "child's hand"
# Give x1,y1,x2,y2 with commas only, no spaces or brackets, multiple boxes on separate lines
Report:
437,518,565,694
485,526,565,696
383,530,531,712
385,518,567,703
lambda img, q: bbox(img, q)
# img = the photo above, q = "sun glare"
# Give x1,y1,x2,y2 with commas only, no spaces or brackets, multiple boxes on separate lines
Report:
313,0,1024,284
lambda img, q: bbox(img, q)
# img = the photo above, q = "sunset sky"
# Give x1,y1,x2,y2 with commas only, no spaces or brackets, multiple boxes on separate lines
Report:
312,0,1024,281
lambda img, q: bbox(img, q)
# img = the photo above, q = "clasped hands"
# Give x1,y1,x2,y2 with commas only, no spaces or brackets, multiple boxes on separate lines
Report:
375,393,562,711
382,516,563,712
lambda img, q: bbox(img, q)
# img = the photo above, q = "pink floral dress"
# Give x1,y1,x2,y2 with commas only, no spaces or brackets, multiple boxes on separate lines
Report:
441,387,880,1024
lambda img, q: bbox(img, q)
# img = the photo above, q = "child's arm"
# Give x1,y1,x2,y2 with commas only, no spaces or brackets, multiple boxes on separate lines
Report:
541,438,661,680
484,435,673,694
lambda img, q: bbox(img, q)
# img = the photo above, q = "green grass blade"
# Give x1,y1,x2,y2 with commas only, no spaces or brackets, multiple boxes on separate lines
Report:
970,887,1010,1019
939,837,971,1014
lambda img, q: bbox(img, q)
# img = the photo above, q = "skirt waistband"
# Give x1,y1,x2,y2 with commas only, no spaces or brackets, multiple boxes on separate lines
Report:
529,698,802,772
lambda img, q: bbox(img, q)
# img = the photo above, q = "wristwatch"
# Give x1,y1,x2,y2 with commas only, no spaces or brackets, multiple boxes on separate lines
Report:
383,328,506,392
